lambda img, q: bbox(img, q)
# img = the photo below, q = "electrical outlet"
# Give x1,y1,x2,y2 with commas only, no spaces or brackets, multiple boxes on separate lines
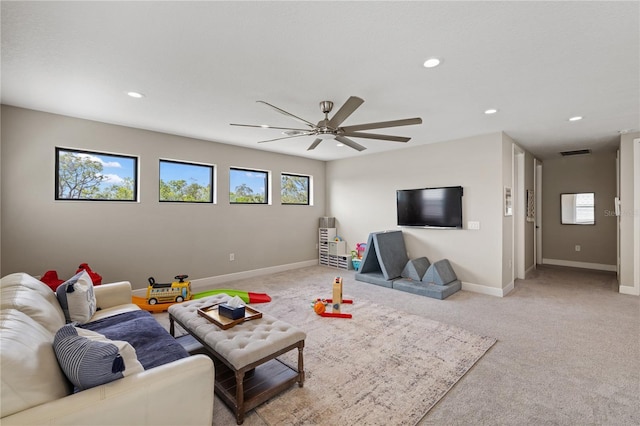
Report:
468,221,480,230
575,245,581,252
229,253,235,261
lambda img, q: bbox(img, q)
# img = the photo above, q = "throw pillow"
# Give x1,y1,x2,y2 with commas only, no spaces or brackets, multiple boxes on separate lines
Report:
56,270,96,324
53,324,143,391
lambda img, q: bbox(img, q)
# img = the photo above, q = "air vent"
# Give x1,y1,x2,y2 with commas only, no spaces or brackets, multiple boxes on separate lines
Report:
560,149,591,156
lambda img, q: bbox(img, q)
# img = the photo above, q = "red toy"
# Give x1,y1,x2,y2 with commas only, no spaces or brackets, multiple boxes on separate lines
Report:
76,263,102,285
40,270,64,291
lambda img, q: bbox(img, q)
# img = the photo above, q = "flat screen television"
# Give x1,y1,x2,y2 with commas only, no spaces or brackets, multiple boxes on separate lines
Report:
396,186,463,229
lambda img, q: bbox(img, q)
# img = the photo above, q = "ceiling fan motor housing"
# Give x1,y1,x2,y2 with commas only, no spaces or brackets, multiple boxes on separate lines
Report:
319,101,334,115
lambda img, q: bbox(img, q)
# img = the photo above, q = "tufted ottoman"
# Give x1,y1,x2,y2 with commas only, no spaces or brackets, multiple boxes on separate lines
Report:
168,294,306,424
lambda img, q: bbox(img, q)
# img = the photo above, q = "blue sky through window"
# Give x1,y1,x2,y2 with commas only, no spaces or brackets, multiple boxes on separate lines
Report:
160,161,211,187
70,151,135,191
229,169,267,194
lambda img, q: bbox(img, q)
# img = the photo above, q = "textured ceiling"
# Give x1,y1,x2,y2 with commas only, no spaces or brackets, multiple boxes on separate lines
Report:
2,1,639,161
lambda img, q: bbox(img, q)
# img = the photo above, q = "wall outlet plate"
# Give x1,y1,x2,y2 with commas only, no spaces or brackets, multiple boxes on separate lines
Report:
467,221,480,230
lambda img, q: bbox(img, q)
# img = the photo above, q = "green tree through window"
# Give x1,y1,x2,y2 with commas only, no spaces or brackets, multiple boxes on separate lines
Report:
281,174,310,205
229,168,268,204
159,160,213,203
55,148,137,201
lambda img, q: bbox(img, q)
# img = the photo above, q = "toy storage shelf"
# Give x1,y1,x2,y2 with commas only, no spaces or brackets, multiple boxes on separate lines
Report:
318,228,352,270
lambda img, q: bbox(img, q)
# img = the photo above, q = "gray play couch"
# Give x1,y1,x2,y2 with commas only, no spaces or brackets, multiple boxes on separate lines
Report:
355,230,461,300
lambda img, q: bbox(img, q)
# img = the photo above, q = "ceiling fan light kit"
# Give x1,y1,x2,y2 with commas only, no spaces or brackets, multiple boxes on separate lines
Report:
231,96,423,152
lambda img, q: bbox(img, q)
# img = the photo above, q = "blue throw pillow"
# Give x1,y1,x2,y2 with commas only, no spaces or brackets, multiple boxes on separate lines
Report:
53,324,143,391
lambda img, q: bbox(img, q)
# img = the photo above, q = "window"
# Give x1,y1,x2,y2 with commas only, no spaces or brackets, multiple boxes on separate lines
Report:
159,160,214,203
281,173,310,205
561,193,595,225
55,148,138,201
229,168,269,204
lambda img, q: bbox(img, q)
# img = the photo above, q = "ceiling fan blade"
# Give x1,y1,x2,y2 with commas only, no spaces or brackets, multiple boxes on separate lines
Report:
341,131,411,143
257,133,314,143
327,96,364,128
230,123,311,132
307,138,322,151
335,135,367,152
341,117,422,132
257,101,316,128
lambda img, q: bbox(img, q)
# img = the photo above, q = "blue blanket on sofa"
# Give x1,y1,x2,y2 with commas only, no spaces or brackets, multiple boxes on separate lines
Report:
80,310,189,370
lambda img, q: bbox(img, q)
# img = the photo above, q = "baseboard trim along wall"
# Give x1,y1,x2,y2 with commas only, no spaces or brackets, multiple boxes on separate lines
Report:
462,281,513,297
619,285,640,296
542,258,617,272
132,259,318,297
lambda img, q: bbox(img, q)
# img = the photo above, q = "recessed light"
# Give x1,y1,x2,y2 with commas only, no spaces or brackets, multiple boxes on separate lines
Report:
568,116,583,122
484,109,498,115
127,91,145,98
423,58,441,68
336,143,345,147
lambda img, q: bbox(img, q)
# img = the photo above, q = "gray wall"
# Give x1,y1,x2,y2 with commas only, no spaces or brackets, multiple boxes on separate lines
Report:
0,106,326,289
326,131,533,294
541,151,617,267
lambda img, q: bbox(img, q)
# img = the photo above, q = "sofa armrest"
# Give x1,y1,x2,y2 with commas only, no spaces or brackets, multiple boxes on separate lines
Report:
93,281,133,310
1,354,214,426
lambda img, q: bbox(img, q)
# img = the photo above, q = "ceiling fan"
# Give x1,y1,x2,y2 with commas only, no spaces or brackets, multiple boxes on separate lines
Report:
231,96,422,151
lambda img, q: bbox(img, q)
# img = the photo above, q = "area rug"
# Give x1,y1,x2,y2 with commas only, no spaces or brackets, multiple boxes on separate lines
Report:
249,283,497,426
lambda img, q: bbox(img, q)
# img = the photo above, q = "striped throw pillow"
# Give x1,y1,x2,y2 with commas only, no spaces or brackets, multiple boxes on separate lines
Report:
53,324,143,391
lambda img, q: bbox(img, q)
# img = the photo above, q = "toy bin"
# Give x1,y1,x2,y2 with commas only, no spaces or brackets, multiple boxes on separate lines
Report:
351,259,362,271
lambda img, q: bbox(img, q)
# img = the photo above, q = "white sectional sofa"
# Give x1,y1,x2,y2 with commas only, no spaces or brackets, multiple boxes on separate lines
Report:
0,272,215,425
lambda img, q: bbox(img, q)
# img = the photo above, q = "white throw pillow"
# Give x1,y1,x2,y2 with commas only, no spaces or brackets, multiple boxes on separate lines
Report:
56,270,96,324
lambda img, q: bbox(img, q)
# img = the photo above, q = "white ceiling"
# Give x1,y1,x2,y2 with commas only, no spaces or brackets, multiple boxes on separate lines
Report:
2,1,639,161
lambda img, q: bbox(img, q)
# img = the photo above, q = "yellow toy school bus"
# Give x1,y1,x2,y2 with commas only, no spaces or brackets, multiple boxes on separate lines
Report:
146,274,191,305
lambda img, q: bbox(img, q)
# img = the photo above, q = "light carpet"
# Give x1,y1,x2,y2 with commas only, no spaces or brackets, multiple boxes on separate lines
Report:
248,283,496,426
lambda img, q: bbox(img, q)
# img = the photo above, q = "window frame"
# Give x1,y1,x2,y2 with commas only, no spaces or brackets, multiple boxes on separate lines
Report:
55,147,139,202
229,167,270,204
281,173,311,205
159,159,215,204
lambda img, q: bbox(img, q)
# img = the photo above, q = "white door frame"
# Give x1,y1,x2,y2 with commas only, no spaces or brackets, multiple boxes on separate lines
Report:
616,150,621,281
535,159,543,266
513,144,526,280
635,138,640,294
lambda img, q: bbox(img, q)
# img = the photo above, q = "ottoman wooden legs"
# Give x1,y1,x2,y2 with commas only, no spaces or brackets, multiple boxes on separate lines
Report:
217,340,305,424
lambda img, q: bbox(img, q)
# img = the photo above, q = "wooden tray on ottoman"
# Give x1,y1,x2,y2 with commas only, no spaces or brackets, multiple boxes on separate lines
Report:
197,303,262,330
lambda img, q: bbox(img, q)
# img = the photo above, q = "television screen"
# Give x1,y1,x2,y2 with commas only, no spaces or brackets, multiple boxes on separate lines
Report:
396,186,463,228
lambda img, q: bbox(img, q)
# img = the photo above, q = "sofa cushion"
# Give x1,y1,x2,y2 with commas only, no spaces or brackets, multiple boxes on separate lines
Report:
56,271,97,324
422,259,458,286
401,257,431,281
0,309,72,418
53,324,144,391
0,272,66,334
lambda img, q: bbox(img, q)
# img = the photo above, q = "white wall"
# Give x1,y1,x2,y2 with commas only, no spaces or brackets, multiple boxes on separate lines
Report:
619,132,639,295
326,132,512,294
0,106,326,288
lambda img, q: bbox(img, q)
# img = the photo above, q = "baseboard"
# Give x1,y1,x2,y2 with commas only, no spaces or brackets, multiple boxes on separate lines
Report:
542,258,617,272
619,285,640,296
132,259,318,297
462,281,512,297
525,264,535,277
